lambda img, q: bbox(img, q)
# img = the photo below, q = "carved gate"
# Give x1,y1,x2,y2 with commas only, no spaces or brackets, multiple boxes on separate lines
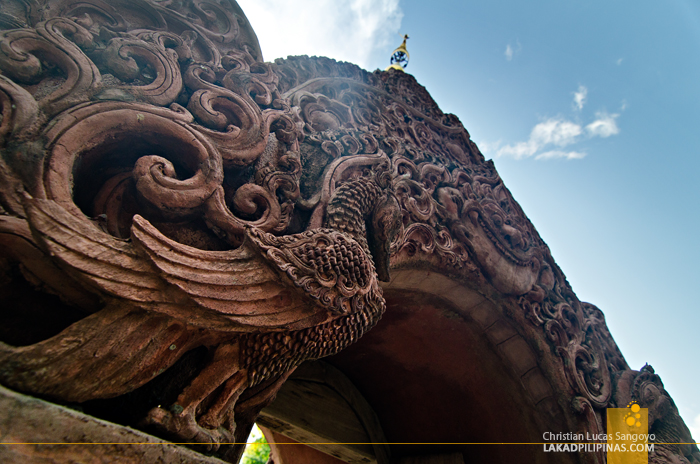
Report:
0,1,696,463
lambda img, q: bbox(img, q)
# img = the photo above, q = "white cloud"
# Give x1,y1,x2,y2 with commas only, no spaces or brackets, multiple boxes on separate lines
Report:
487,111,620,161
689,413,700,443
505,44,513,61
617,58,624,65
531,118,582,147
586,112,620,137
493,140,538,160
488,117,582,160
504,40,521,61
536,150,586,160
237,0,403,69
573,85,587,111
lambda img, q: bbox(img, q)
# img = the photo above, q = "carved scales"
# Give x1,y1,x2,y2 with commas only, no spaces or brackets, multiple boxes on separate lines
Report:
0,1,696,463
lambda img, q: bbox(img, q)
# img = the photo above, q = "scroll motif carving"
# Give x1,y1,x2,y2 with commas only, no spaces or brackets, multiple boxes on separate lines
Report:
612,366,700,464
0,5,404,451
273,68,543,295
98,33,183,106
517,263,617,410
0,1,696,462
0,17,100,116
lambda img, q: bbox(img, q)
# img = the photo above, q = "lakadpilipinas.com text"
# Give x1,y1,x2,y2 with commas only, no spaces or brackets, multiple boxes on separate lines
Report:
542,432,655,453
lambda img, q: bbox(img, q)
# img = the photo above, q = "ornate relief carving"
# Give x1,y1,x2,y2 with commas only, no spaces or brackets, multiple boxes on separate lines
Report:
519,289,613,409
0,1,394,460
0,1,696,462
612,366,700,464
516,259,619,443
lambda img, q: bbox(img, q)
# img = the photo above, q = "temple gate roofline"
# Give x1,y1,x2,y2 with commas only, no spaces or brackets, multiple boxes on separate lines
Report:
0,1,696,463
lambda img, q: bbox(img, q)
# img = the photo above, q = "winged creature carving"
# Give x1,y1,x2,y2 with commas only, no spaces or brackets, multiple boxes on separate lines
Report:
0,2,698,464
0,165,401,460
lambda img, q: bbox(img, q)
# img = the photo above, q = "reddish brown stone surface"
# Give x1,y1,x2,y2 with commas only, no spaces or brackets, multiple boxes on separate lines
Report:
327,287,568,463
263,428,347,464
0,0,696,463
0,384,227,464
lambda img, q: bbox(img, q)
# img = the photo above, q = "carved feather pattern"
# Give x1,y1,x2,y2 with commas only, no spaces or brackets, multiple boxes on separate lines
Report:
25,198,334,332
0,305,199,402
246,227,377,315
1,196,382,405
25,198,168,303
131,216,325,330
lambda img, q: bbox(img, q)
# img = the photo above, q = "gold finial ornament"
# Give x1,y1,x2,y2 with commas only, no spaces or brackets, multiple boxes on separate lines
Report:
386,34,409,71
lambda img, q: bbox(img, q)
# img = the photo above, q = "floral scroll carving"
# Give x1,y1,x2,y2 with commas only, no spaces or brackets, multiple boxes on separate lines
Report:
612,366,700,464
0,1,696,463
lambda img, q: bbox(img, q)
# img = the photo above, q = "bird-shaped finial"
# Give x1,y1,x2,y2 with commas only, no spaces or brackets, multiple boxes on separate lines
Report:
386,34,410,72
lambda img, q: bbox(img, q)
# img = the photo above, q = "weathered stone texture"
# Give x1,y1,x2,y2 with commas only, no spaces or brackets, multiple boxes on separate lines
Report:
0,0,696,463
0,384,227,464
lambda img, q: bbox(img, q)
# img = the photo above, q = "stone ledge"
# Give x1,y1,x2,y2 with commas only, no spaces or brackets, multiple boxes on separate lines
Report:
0,384,226,464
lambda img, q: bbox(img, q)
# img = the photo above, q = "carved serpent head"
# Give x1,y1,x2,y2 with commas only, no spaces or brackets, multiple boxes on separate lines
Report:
368,191,402,282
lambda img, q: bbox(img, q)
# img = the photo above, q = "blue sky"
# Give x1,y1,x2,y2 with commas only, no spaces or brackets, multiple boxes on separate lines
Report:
238,0,700,438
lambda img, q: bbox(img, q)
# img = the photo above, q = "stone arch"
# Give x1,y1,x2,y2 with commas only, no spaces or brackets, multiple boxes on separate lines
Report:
0,2,697,464
258,268,579,463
